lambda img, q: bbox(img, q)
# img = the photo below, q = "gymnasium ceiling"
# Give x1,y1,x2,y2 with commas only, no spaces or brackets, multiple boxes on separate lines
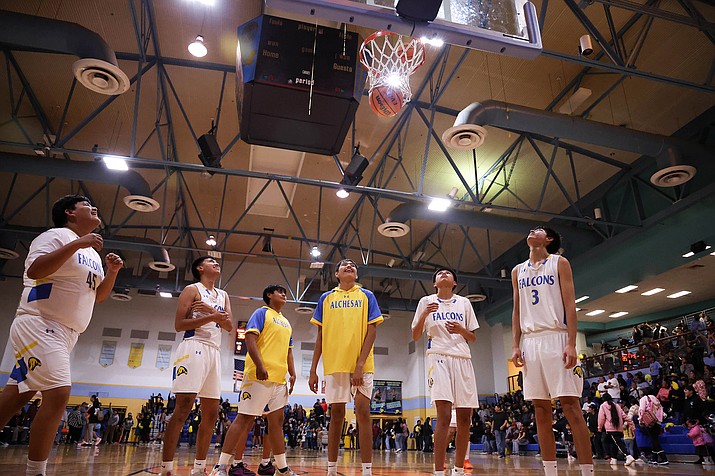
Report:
0,0,714,332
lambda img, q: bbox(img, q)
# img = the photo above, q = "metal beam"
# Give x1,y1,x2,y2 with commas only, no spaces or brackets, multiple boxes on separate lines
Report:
590,0,715,33
542,49,714,93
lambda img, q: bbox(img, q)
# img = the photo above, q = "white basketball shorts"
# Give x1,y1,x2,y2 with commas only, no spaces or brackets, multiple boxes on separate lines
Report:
521,331,584,401
236,380,288,416
324,372,373,405
6,314,78,393
427,353,479,408
171,339,221,399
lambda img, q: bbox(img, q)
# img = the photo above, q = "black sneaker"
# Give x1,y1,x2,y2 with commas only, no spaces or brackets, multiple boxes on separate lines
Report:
257,462,275,476
229,462,256,476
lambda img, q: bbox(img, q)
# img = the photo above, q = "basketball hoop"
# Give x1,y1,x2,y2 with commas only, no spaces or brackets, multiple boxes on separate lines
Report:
360,31,425,103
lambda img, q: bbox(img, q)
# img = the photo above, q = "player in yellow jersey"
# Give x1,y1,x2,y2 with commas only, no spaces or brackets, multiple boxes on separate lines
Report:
209,285,296,476
309,259,384,476
0,195,123,476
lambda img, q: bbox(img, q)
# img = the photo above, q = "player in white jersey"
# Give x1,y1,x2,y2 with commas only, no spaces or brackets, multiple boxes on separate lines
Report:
0,195,123,476
412,268,479,476
511,227,592,476
161,256,233,476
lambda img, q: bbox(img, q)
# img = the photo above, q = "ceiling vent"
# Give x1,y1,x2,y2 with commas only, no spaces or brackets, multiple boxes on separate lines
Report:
148,248,176,272
377,222,410,238
465,293,487,302
0,10,129,95
0,248,19,260
110,290,132,301
123,195,160,212
444,100,705,187
441,124,487,150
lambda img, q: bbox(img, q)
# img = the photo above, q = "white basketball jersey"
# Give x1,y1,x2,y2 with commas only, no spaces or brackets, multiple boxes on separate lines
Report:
182,282,226,348
412,294,479,359
516,254,567,334
17,228,104,333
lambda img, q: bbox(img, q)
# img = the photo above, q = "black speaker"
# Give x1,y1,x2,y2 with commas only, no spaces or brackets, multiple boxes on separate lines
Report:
344,152,369,181
198,134,222,168
396,0,443,23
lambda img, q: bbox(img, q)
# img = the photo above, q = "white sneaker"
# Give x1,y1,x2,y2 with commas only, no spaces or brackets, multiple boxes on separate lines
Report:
192,469,207,476
567,455,576,463
610,458,618,465
208,465,227,476
625,455,635,466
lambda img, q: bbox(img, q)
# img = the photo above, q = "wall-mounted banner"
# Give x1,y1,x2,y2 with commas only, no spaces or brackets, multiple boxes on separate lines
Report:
99,341,116,367
128,342,144,369
370,380,402,414
156,344,172,370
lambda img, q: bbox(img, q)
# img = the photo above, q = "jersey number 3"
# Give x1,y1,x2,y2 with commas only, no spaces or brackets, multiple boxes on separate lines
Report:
86,272,98,290
531,289,539,305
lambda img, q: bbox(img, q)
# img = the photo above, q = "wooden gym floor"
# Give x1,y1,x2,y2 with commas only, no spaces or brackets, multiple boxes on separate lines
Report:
0,445,705,475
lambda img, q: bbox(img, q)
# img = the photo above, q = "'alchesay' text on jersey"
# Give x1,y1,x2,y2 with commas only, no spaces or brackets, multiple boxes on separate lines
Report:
329,299,363,309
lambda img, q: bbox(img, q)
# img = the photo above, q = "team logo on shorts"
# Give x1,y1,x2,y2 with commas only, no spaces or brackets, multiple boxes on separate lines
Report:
176,366,188,377
572,365,584,379
28,357,42,371
241,391,252,401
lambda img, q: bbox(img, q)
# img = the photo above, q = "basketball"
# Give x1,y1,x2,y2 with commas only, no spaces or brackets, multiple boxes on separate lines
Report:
397,43,416,62
369,86,404,117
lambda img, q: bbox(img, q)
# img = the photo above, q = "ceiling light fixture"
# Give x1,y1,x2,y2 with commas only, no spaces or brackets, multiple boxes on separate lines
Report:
188,35,207,57
205,235,217,247
585,309,605,316
667,290,691,299
103,155,128,171
609,311,629,318
615,285,638,294
336,188,350,199
159,292,173,298
575,295,589,303
682,251,695,258
420,36,444,47
310,246,321,258
428,197,450,212
193,0,215,5
575,308,582,312
641,287,665,296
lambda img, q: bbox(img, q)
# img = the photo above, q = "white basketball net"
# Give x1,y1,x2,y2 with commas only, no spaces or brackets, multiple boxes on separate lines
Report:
360,31,425,102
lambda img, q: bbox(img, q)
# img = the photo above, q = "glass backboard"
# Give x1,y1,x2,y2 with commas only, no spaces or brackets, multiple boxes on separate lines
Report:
266,0,542,59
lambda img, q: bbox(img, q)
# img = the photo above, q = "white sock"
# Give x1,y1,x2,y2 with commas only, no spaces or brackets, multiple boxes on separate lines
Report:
580,464,594,476
328,461,338,473
232,459,242,466
275,453,287,470
26,459,47,476
219,452,233,466
434,471,445,476
454,467,465,474
543,460,558,476
161,461,174,473
362,462,372,475
194,459,206,470
261,458,271,466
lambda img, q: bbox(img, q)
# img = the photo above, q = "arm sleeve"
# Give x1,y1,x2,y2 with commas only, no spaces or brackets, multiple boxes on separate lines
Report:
310,293,328,327
364,290,383,324
465,299,479,332
411,297,427,331
26,229,68,268
289,333,294,348
246,308,267,335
